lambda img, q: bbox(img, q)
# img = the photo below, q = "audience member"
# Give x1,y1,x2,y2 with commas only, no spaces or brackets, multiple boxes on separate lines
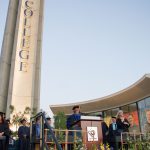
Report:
0,112,10,150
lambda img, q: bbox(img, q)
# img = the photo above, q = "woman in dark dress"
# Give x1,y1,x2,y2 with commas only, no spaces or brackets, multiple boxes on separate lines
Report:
116,110,130,150
116,110,130,133
0,112,10,150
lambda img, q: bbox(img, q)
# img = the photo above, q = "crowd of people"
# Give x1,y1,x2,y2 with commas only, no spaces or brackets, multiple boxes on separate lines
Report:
66,106,131,150
0,107,150,150
66,106,150,150
0,111,53,150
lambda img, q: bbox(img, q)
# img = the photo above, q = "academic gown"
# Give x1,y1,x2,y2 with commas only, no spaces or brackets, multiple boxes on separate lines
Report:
101,121,109,144
66,114,81,150
0,122,10,150
108,123,118,149
18,125,30,150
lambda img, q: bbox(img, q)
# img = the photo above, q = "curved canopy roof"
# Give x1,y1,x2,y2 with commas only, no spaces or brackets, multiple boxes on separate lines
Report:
50,74,150,115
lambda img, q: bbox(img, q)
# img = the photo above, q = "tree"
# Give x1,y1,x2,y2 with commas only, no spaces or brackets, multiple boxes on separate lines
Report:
9,105,15,114
31,107,37,116
54,112,67,129
9,105,32,131
24,107,31,114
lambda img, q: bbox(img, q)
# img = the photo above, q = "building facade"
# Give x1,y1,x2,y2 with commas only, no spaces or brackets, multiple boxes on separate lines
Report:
50,74,150,132
0,0,44,118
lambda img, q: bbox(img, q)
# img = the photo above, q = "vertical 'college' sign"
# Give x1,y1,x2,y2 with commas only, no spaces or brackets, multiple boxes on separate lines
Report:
11,0,40,98
19,0,34,72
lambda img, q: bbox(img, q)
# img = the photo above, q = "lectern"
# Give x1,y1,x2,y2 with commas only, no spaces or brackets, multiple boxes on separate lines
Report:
73,116,103,149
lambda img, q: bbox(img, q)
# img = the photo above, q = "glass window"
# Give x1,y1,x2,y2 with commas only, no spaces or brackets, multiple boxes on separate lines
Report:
145,97,150,108
138,100,145,110
129,103,137,112
88,111,103,117
121,105,129,114
112,108,120,117
138,99,146,132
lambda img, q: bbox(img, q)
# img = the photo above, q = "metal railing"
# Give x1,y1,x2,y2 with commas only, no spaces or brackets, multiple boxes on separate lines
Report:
30,111,62,150
44,129,87,150
121,132,150,150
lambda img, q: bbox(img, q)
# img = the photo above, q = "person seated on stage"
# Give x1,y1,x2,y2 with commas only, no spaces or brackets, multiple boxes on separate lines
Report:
108,116,119,150
18,119,30,150
0,112,10,150
44,117,54,142
66,105,81,130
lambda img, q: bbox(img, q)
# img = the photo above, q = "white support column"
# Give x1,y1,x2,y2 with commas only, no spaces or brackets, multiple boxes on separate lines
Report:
0,0,19,112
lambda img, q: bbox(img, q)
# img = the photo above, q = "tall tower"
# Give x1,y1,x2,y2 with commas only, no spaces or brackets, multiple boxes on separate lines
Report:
0,0,44,118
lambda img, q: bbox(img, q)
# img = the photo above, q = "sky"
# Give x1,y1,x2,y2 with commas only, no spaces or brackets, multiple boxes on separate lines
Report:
0,0,150,114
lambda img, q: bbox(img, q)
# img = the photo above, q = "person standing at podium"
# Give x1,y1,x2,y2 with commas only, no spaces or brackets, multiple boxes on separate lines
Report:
67,105,81,130
66,105,81,150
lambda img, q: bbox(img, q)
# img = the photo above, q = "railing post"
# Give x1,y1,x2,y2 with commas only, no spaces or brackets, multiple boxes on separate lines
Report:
65,130,68,150
121,132,123,150
74,130,77,149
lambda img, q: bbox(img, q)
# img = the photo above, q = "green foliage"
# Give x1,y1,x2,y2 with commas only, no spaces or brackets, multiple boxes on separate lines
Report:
9,105,15,114
9,105,34,132
11,111,26,131
31,107,37,116
126,133,150,150
54,111,67,129
74,137,85,150
24,106,31,114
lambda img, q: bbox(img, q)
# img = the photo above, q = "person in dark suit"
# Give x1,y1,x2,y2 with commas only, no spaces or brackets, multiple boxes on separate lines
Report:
0,112,10,150
108,116,119,150
18,119,30,150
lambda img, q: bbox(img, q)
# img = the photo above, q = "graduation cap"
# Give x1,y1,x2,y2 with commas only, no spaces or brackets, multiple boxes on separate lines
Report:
20,118,27,124
0,112,5,117
72,105,80,110
6,119,10,124
112,116,117,119
0,112,4,115
46,117,51,121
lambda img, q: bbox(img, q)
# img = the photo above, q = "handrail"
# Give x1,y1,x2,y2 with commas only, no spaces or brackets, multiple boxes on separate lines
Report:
30,111,62,150
42,112,62,150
